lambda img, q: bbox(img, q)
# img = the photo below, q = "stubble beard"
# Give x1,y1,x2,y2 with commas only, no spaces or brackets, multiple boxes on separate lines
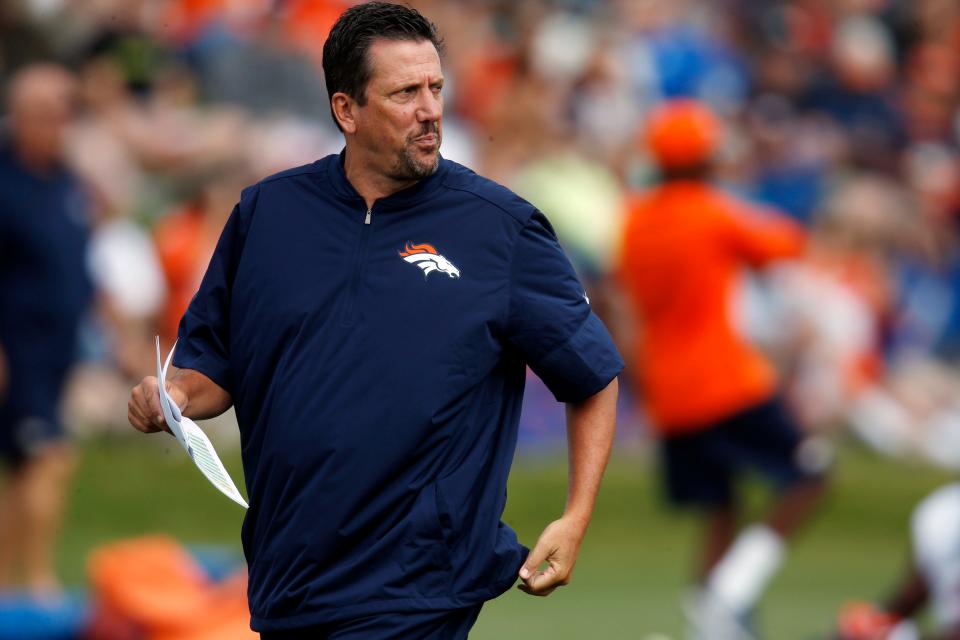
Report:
388,125,441,181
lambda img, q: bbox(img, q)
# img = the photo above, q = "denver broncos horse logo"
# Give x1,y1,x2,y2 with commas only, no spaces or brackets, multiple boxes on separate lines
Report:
399,242,461,280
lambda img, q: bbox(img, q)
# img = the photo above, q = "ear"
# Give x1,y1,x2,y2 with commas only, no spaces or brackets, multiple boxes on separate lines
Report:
331,92,358,134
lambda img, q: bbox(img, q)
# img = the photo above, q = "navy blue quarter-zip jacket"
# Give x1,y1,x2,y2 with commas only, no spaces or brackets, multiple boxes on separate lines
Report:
174,152,624,632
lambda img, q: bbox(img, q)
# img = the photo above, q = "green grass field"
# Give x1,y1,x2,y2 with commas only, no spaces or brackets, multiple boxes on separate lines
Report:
59,435,954,639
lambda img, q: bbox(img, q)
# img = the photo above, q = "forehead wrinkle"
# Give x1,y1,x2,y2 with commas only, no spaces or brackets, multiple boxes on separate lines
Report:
367,40,442,91
376,60,441,85
389,67,443,89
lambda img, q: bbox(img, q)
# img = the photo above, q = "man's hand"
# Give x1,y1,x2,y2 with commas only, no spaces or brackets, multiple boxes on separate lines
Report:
128,376,187,435
517,515,588,597
128,368,231,433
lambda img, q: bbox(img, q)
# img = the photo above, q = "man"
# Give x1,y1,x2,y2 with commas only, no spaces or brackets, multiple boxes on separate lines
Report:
0,64,91,597
128,3,622,638
618,100,828,638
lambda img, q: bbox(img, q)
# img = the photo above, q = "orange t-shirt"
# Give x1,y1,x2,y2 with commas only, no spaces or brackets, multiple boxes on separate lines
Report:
619,182,805,435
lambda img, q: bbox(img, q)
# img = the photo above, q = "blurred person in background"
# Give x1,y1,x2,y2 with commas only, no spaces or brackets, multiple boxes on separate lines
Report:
836,482,960,640
766,187,894,437
805,13,903,172
0,63,92,598
199,8,329,122
842,150,960,471
618,99,829,639
128,3,622,638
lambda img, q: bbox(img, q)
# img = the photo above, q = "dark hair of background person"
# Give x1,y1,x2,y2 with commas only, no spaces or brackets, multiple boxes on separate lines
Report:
321,1,444,131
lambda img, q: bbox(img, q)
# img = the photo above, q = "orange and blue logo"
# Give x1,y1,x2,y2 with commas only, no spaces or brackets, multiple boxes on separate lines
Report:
399,242,461,280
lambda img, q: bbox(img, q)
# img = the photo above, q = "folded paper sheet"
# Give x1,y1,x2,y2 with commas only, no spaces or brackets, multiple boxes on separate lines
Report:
155,337,248,508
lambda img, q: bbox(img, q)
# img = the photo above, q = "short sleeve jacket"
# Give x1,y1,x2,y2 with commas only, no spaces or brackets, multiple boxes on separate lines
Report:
174,153,623,631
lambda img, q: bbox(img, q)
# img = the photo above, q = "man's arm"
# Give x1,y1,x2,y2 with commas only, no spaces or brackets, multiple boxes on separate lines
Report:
723,200,806,268
883,562,929,621
128,368,232,434
519,376,618,596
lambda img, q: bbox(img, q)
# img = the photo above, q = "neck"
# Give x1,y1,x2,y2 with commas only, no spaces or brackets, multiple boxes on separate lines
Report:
343,147,420,210
12,138,59,176
660,162,711,183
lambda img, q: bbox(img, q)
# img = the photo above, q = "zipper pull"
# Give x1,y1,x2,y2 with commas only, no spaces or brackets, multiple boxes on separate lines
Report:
364,209,372,225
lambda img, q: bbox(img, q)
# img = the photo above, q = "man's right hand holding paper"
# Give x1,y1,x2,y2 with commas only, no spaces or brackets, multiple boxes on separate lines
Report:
128,376,183,434
128,369,231,434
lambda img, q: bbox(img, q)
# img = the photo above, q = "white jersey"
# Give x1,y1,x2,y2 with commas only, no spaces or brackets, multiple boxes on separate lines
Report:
912,482,960,630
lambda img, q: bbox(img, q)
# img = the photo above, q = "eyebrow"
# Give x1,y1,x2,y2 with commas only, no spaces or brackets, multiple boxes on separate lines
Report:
390,74,443,88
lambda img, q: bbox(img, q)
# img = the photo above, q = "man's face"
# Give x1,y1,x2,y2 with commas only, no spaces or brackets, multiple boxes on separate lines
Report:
11,74,75,166
353,38,443,181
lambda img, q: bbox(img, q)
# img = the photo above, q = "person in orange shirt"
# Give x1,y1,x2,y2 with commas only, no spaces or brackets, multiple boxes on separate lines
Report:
619,100,829,638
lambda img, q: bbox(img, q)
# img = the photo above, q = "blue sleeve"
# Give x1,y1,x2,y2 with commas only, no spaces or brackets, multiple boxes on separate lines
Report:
172,185,257,394
504,211,624,403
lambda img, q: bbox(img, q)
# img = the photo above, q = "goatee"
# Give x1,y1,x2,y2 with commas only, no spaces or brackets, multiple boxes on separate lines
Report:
389,125,441,181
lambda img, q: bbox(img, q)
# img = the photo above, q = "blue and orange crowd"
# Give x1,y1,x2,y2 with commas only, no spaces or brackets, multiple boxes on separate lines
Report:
4,0,956,455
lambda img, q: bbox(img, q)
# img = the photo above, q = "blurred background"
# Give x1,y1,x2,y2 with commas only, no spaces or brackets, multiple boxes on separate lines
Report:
2,0,960,638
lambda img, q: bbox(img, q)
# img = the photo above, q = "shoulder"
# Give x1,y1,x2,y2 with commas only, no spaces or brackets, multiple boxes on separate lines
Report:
701,186,787,221
238,155,335,212
439,159,538,227
912,483,960,568
256,157,331,191
913,483,960,536
259,160,328,186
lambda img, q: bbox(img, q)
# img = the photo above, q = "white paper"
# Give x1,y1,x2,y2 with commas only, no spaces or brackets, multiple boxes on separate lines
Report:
155,337,186,449
155,337,248,508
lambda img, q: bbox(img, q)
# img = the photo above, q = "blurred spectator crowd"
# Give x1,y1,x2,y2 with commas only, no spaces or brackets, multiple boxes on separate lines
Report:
3,0,960,468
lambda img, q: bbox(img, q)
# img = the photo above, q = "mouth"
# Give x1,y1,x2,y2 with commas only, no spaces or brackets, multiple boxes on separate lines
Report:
412,133,438,148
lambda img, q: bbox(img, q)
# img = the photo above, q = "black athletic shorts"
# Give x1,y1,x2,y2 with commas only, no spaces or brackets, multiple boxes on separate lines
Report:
659,397,820,508
0,356,71,468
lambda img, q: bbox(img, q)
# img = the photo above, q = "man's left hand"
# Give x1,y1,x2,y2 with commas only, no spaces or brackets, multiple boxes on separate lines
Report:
517,515,587,596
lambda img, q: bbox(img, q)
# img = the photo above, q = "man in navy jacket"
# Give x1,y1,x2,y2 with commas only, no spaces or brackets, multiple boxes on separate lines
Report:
128,3,623,637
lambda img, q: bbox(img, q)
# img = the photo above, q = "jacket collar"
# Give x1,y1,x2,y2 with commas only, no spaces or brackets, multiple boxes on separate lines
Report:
326,148,448,211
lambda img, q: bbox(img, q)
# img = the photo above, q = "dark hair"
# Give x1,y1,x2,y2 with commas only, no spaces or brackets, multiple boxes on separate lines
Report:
322,2,443,130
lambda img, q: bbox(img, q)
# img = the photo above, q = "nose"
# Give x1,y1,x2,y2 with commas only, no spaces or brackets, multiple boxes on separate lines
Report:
416,89,442,123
